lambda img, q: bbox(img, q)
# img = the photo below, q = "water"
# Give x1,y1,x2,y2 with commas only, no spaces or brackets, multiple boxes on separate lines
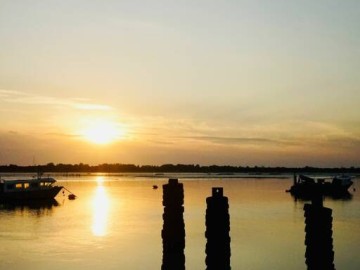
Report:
0,174,359,269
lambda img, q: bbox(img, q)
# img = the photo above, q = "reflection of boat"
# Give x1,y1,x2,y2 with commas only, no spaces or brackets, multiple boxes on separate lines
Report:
0,198,60,211
0,175,63,201
287,174,354,197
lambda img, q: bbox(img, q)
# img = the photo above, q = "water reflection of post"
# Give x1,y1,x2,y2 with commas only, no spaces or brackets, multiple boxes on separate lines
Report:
161,178,185,270
205,187,231,270
304,185,335,270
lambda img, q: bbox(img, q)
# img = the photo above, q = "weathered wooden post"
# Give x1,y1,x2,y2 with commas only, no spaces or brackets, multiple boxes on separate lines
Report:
304,185,335,270
161,178,185,270
205,187,231,270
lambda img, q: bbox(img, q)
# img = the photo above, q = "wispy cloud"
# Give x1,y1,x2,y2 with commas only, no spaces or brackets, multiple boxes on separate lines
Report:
131,116,360,151
44,132,81,138
73,103,112,111
315,136,360,149
0,89,112,111
179,135,285,145
0,89,23,97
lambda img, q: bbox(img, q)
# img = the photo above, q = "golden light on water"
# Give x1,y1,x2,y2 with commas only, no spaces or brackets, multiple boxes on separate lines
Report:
96,176,105,185
82,119,125,145
92,177,110,236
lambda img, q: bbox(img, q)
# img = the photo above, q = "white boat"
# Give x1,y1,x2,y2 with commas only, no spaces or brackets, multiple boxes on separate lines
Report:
0,175,63,200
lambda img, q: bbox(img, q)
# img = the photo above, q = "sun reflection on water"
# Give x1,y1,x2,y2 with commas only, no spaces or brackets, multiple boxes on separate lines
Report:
92,177,110,236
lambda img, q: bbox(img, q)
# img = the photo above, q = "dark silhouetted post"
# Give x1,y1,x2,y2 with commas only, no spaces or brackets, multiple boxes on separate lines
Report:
161,179,185,270
205,187,231,270
304,186,335,270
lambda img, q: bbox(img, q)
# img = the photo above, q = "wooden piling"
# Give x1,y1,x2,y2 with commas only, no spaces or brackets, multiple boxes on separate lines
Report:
205,187,231,270
161,179,185,270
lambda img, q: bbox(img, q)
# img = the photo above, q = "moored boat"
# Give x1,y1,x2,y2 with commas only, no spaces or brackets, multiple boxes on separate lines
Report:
287,174,354,198
0,175,63,201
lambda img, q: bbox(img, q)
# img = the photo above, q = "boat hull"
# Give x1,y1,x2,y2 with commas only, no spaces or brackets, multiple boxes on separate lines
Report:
0,186,63,201
289,182,353,198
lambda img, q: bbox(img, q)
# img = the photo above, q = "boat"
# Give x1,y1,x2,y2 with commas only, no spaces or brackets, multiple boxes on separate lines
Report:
0,174,63,201
287,174,354,198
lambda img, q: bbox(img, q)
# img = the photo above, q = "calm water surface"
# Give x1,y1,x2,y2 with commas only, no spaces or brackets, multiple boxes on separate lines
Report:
0,174,359,269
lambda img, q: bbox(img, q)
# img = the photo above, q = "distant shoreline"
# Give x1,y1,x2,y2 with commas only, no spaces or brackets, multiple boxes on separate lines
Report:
1,163,359,175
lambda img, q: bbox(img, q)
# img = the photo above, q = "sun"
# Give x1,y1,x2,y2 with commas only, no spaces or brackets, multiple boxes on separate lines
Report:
82,120,124,144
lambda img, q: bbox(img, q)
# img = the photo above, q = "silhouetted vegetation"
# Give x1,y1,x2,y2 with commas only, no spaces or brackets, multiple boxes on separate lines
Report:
0,163,359,174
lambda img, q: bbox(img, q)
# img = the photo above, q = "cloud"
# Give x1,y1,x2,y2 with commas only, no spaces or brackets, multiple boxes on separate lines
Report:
133,117,360,151
0,89,112,111
318,136,360,149
44,132,81,138
0,89,23,97
73,103,112,111
179,135,284,145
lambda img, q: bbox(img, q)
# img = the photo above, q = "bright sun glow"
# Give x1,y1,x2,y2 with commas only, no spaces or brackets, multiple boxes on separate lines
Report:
82,120,124,144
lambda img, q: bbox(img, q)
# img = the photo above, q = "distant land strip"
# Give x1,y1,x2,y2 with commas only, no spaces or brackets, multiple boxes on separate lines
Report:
0,163,359,174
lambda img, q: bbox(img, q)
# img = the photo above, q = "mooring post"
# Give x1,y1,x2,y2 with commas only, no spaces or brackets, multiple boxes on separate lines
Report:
304,189,335,270
161,178,185,270
205,187,231,270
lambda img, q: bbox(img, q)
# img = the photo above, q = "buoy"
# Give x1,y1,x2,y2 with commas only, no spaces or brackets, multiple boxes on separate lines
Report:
62,187,77,200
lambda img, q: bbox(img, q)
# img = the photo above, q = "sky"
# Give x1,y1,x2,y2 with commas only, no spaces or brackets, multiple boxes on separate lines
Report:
0,0,359,167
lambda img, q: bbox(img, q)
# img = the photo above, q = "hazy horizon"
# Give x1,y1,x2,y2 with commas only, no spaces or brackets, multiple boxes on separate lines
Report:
1,162,360,169
1,1,359,167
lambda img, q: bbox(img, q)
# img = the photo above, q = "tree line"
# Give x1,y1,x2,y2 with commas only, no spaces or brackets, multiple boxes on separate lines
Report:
0,163,359,174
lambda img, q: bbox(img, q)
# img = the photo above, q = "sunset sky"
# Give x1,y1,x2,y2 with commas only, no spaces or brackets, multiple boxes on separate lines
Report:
0,0,359,167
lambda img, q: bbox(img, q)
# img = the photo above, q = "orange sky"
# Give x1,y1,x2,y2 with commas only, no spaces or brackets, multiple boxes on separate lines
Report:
0,1,359,166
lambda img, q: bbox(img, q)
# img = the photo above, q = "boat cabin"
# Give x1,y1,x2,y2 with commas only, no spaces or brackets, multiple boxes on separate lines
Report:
0,178,57,193
297,174,315,184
